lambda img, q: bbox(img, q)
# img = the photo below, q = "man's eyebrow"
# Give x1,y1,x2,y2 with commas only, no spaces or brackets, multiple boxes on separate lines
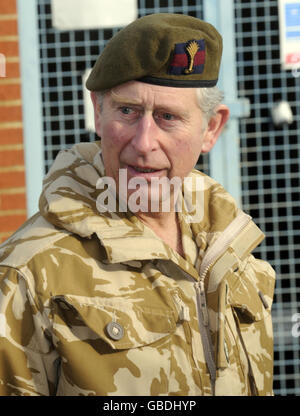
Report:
109,91,190,118
110,91,142,106
155,104,190,116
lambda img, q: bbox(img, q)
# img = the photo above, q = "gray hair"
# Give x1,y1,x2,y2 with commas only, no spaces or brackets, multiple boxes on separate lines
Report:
95,90,107,109
196,86,224,121
95,86,223,122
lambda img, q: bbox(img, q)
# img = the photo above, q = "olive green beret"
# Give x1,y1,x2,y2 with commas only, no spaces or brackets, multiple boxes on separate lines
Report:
86,13,222,91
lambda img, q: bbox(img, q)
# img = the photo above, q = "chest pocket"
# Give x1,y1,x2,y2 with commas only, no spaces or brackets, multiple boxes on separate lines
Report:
51,294,177,349
50,295,178,395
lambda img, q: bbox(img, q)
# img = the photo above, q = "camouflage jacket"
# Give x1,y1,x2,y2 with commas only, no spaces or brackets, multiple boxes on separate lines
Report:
0,142,275,396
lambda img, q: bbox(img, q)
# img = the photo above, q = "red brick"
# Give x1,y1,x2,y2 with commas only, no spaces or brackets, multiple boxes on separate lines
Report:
0,171,25,188
1,234,11,243
5,61,20,78
0,128,23,144
0,149,24,166
0,84,21,100
0,19,18,36
0,105,22,122
0,214,26,232
0,193,26,210
0,1,17,15
0,41,19,57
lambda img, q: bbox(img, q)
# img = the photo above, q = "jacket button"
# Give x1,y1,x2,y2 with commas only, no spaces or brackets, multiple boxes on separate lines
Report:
106,322,124,341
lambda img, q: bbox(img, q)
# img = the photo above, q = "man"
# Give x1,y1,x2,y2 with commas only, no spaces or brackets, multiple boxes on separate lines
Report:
0,13,275,396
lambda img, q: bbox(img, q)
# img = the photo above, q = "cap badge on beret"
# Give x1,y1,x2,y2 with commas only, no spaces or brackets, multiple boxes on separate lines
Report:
168,39,205,76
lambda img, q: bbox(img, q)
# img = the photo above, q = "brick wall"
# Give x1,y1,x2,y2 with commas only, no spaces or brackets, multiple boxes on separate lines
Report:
0,0,27,243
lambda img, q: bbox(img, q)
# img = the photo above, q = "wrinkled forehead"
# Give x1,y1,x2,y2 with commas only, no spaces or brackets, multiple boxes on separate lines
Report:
107,81,199,109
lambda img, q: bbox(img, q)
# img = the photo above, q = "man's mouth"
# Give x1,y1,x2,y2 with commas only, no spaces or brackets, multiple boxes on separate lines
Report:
125,164,165,180
132,166,158,173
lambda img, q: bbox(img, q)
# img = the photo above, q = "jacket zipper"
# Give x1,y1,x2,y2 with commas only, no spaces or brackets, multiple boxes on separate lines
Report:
198,211,252,282
193,211,252,395
194,279,216,393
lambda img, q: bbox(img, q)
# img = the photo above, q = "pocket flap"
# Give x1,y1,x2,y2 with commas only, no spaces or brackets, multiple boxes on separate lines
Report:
51,295,177,350
228,274,267,322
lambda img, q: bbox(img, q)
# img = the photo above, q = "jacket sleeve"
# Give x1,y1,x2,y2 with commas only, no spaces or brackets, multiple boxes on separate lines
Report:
0,266,59,396
231,254,276,396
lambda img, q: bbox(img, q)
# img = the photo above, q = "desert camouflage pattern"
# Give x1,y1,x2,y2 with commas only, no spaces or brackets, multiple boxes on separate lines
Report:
0,142,275,396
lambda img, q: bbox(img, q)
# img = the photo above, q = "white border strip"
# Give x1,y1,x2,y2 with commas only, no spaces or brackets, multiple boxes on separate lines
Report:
17,0,44,217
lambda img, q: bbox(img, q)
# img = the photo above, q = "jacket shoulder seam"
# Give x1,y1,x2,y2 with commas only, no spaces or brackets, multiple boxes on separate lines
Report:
0,228,73,269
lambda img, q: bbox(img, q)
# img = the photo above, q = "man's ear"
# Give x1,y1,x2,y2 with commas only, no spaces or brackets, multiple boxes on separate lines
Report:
201,105,230,153
91,91,102,137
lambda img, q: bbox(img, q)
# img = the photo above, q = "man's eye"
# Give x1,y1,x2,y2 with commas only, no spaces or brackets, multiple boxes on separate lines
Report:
162,113,174,121
120,106,132,115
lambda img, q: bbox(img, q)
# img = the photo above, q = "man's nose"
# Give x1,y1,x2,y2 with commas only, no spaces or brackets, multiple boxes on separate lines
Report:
130,115,159,154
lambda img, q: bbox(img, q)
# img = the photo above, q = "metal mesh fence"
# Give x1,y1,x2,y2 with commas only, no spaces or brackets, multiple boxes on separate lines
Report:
35,0,299,395
235,0,300,395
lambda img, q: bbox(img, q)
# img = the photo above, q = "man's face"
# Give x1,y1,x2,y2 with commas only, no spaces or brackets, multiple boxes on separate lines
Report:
92,81,222,211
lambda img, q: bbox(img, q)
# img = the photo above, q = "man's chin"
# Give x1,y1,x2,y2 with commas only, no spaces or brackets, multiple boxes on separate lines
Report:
124,187,176,214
